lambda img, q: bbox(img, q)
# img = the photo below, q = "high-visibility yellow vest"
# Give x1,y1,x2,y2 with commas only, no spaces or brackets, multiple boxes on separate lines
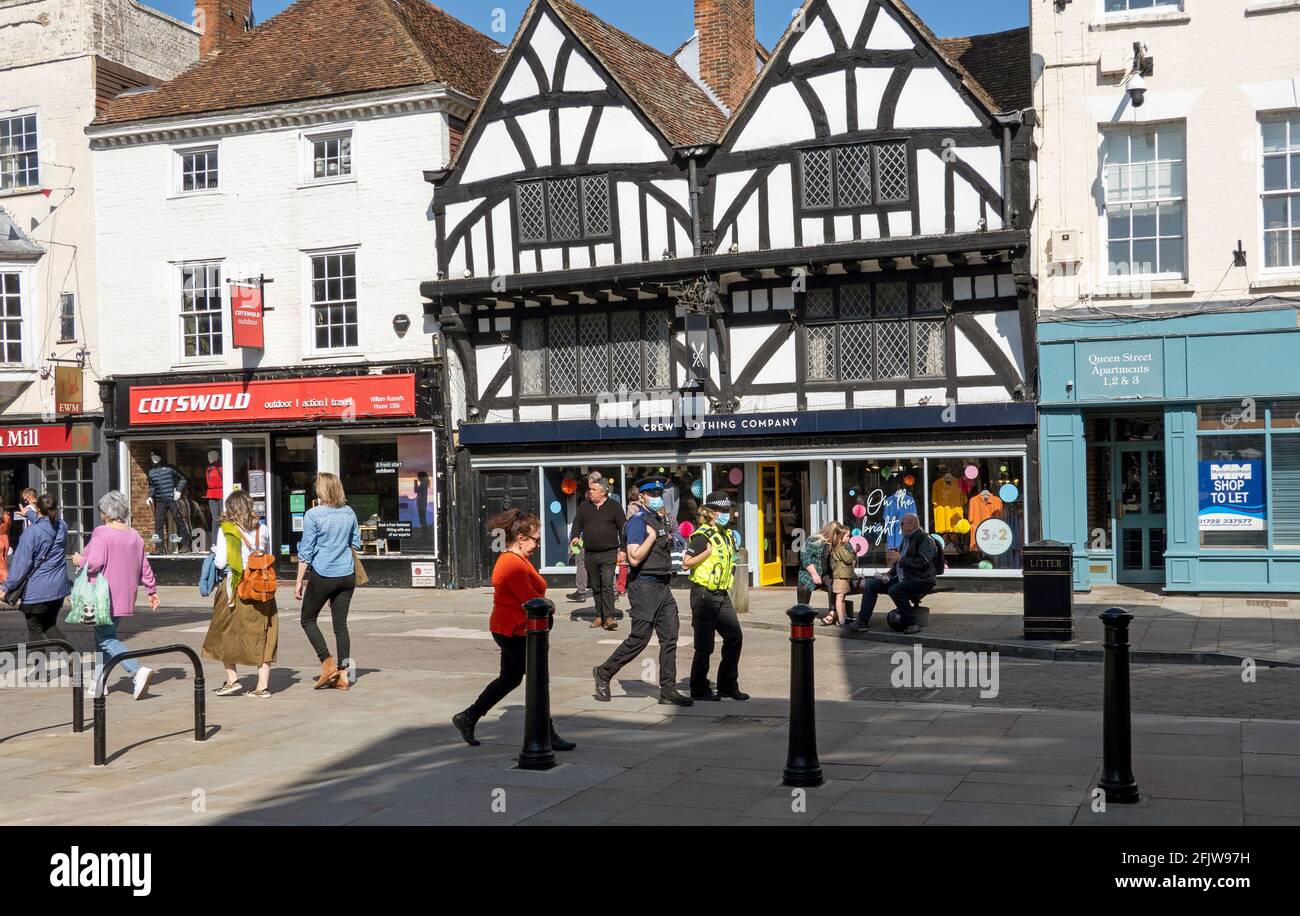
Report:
688,524,736,591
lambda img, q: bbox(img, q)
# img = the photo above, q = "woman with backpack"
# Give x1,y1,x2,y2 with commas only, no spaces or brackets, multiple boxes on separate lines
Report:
202,489,277,698
1,494,73,651
295,472,361,692
71,491,160,699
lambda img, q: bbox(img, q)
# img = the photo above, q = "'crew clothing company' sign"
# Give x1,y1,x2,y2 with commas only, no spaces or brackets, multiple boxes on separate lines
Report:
128,375,417,426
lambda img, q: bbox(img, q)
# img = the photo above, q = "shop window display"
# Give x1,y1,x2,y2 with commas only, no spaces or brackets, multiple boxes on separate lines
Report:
625,465,702,553
928,457,1025,570
338,434,436,555
41,457,95,553
840,458,925,569
540,466,625,568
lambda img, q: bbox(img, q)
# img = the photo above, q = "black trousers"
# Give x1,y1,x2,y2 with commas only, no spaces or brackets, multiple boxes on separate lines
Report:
796,583,837,616
300,569,356,667
597,578,678,690
22,600,66,642
689,585,742,693
585,548,618,621
468,633,526,719
153,498,191,551
858,576,933,627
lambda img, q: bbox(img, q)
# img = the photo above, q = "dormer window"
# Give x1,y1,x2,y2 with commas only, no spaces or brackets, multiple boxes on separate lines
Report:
516,175,612,246
799,140,910,213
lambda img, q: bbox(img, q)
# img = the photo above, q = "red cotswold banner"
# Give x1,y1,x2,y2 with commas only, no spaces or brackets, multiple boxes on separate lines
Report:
230,284,265,350
129,375,417,426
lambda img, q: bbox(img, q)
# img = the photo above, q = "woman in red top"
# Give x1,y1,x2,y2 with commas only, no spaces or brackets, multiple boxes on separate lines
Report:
452,508,576,751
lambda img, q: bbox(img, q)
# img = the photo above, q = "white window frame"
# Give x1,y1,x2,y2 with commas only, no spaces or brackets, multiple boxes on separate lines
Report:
1099,122,1187,281
171,142,221,196
174,260,227,366
1260,112,1300,274
0,109,40,195
300,124,355,186
1096,0,1183,20
0,262,33,368
303,246,361,357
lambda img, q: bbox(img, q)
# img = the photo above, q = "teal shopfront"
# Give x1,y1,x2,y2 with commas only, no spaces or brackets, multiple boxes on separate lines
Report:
1038,306,1300,592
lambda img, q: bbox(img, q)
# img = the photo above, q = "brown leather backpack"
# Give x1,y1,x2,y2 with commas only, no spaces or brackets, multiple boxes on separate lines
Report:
236,528,277,603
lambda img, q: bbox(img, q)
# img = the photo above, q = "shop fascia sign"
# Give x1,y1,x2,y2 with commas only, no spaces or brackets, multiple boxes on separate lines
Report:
1074,340,1164,400
0,423,93,454
128,375,417,426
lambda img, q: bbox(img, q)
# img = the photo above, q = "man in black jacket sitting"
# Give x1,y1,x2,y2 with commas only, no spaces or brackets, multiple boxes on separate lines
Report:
852,513,935,634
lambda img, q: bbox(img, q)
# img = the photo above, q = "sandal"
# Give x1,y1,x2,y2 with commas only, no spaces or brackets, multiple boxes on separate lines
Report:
215,681,243,697
247,689,272,699
819,614,838,626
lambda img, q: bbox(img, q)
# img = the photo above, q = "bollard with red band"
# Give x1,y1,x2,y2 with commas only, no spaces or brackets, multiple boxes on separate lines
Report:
1098,607,1139,803
783,604,823,788
517,597,557,771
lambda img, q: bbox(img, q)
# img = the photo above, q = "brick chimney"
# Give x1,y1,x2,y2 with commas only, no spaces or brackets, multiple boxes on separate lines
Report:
197,1,254,58
695,0,756,113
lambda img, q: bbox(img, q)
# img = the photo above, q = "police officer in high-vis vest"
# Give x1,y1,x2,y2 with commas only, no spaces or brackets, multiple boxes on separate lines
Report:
681,492,749,701
593,477,694,707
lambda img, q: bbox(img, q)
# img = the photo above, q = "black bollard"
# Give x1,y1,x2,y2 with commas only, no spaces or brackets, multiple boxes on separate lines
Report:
517,597,557,771
93,694,107,767
783,604,823,788
194,668,206,743
1098,607,1139,803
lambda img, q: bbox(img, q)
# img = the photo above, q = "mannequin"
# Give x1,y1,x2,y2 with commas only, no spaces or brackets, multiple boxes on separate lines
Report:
205,449,224,548
146,450,191,553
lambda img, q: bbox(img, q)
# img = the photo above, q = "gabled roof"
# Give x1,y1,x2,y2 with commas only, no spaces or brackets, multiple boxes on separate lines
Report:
92,0,503,126
0,208,43,260
546,0,726,147
718,0,1022,146
938,28,1032,114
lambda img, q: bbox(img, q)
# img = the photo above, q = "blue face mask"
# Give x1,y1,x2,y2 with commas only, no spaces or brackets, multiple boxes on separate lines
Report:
645,496,664,512
715,513,731,527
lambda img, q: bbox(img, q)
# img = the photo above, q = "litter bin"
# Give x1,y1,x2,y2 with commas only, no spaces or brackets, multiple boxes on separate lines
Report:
730,547,749,615
1023,540,1074,640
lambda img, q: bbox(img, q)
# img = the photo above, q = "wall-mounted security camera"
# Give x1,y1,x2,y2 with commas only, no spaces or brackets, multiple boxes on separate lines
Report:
1127,72,1147,108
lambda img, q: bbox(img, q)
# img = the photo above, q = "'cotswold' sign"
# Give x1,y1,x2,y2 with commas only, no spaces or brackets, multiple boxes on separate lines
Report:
1075,340,1164,400
127,375,417,426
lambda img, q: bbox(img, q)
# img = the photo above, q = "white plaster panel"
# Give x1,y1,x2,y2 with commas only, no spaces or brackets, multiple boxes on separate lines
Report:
768,164,796,250
515,109,552,167
486,409,515,424
519,405,551,421
676,223,694,256
855,67,893,127
835,214,853,240
652,179,690,212
802,218,825,246
588,106,664,163
739,394,799,413
617,182,642,262
957,146,1003,197
806,391,847,410
563,52,607,92
772,287,795,310
958,386,1011,404
531,12,566,88
540,248,563,271
594,243,616,266
789,15,835,63
559,106,591,165
917,148,946,236
558,403,592,420
954,173,983,233
569,246,591,269
471,218,489,275
974,274,997,298
501,61,540,102
461,121,525,183
888,209,912,237
809,70,848,136
895,69,982,128
645,196,669,260
492,201,514,275
733,82,816,151
955,326,994,376
866,8,914,49
713,169,756,223
854,390,895,408
974,311,1026,380
904,388,947,407
475,344,510,399
737,193,761,251
826,0,869,44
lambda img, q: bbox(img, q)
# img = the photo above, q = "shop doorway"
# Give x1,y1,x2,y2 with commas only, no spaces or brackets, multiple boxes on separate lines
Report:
1115,443,1166,585
478,469,538,574
756,461,811,587
273,436,315,561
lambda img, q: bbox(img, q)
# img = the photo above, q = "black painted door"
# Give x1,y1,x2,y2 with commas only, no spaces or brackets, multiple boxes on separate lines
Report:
478,470,538,579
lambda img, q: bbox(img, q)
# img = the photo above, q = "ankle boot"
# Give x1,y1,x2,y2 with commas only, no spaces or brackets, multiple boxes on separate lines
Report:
453,710,481,746
335,667,351,691
314,656,340,690
549,719,576,752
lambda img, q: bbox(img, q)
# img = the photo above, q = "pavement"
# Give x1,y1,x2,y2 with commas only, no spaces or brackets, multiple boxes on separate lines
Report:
1,583,1297,826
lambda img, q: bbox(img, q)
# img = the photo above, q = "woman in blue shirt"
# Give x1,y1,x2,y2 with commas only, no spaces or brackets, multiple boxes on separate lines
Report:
295,472,361,691
0,494,70,644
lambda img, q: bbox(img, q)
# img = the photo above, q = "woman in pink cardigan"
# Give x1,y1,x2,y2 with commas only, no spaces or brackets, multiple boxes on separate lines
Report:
72,490,160,700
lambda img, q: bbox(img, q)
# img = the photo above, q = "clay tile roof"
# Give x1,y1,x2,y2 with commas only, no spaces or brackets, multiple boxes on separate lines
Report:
547,0,726,147
939,28,1032,114
92,0,503,126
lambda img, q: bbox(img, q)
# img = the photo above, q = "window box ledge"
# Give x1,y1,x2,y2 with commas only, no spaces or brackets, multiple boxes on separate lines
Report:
0,187,45,201
1245,0,1300,15
297,177,357,191
1250,273,1300,291
167,190,223,202
1090,11,1190,30
302,350,365,362
1098,279,1194,297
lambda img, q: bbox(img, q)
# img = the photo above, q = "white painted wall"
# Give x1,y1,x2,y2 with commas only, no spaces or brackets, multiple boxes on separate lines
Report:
1034,0,1300,310
93,106,448,375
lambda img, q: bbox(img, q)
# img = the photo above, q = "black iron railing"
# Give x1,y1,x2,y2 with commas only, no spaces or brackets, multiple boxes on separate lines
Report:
92,643,206,766
0,639,85,733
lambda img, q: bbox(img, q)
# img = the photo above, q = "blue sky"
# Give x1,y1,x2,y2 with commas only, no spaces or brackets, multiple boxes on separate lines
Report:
143,0,1028,50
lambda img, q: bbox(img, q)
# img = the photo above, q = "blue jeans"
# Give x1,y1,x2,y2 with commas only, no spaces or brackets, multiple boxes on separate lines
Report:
94,618,140,679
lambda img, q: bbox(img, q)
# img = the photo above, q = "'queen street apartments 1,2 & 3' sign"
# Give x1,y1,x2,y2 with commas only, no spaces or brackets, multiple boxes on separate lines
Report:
1074,340,1164,401
127,375,417,426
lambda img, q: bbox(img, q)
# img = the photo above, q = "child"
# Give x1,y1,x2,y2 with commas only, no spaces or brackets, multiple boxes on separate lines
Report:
823,523,855,627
